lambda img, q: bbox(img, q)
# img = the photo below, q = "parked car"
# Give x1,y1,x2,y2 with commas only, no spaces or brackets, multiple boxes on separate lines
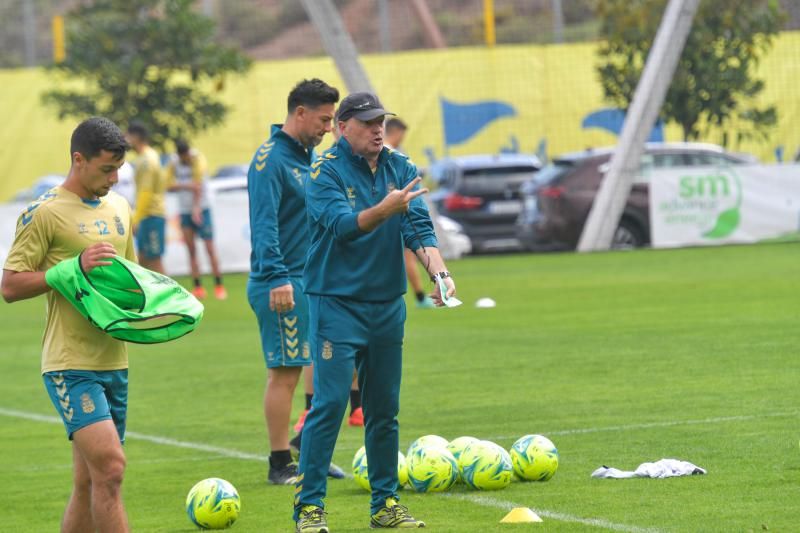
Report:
427,154,542,252
12,175,64,203
212,164,249,179
516,143,756,250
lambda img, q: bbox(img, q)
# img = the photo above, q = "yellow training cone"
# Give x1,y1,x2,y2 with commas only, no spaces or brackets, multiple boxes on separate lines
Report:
500,507,543,523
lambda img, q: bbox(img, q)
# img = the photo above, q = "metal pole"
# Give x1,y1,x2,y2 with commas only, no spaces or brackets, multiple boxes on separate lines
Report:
201,0,215,18
408,0,447,49
577,0,700,252
300,0,374,93
551,0,564,44
483,0,496,47
23,0,37,66
378,0,391,53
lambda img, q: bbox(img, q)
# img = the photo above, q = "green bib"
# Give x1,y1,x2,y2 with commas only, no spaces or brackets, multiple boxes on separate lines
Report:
45,255,204,344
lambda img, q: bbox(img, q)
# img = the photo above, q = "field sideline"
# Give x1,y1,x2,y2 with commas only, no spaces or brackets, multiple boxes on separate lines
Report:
1,243,798,532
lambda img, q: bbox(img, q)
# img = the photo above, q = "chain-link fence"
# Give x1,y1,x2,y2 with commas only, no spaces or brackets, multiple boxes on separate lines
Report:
6,0,798,67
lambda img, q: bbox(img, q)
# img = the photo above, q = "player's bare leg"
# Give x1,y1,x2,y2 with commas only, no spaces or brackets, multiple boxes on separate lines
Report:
266,366,302,484
71,420,129,533
203,238,223,281
61,443,95,533
181,226,200,280
140,257,164,274
266,366,302,449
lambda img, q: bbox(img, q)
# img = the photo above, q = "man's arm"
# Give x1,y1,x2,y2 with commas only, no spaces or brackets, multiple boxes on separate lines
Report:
357,177,428,232
248,162,294,312
1,270,49,303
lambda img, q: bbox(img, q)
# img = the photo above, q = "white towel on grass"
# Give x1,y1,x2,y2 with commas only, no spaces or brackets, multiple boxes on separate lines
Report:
591,459,706,479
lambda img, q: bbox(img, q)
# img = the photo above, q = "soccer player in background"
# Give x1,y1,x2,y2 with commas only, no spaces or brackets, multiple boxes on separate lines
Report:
165,139,227,300
1,117,135,533
127,122,167,273
246,79,343,485
384,117,436,310
293,93,456,532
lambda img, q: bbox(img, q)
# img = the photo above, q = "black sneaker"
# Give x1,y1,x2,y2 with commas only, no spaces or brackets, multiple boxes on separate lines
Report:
268,462,299,485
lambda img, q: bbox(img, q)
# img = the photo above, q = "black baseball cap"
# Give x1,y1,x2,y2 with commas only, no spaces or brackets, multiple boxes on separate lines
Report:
336,92,395,122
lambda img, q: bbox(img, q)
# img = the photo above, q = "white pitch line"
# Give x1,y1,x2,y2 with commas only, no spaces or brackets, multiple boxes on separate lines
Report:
0,407,268,462
489,411,798,441
4,406,785,532
445,493,661,533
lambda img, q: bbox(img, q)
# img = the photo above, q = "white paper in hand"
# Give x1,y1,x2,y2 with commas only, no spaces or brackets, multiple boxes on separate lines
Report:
434,274,462,308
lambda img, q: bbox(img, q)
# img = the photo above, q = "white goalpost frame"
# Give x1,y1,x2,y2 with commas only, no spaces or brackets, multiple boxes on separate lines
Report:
577,0,701,252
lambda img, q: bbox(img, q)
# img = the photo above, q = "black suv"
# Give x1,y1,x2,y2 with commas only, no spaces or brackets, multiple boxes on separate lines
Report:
427,154,542,252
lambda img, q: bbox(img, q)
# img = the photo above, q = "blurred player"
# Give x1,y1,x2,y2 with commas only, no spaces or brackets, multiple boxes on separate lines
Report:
2,117,134,533
385,118,435,310
127,122,166,273
246,79,343,485
293,92,456,532
165,139,227,300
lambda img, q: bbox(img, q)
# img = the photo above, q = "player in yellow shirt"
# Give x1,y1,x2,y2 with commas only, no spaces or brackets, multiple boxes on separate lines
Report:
1,117,134,532
127,122,166,273
165,139,227,300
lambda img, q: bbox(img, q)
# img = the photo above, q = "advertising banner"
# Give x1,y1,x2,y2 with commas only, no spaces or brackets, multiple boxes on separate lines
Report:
650,165,800,248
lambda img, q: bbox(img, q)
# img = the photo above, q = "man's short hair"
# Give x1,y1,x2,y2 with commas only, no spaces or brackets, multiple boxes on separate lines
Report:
70,117,129,161
174,139,190,155
287,78,340,113
385,117,408,133
127,121,150,142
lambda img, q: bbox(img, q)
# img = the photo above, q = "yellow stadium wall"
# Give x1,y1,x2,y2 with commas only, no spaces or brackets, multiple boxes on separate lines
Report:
1,31,798,202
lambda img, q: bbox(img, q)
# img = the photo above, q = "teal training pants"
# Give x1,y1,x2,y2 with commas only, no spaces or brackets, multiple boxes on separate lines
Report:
294,294,406,518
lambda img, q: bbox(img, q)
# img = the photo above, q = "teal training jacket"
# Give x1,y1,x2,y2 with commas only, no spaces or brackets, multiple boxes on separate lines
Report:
303,137,437,302
247,124,315,289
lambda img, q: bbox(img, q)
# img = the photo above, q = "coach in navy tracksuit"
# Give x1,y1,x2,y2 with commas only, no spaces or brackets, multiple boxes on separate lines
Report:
293,93,457,531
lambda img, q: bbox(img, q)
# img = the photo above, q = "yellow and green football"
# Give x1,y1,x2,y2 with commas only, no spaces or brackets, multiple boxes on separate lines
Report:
510,434,559,481
407,434,449,457
352,446,408,492
458,440,513,490
185,477,240,529
406,445,458,493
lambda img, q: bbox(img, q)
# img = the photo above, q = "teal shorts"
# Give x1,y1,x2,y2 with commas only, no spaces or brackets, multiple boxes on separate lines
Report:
138,216,166,259
179,208,214,241
43,369,128,442
247,278,311,368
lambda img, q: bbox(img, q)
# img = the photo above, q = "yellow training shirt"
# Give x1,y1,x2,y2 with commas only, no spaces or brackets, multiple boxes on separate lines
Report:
4,186,136,373
132,145,166,223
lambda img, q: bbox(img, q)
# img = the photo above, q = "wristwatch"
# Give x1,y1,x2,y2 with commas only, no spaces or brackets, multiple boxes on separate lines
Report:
430,271,451,282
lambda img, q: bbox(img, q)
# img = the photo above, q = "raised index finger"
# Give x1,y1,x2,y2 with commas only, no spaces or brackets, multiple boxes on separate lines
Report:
402,177,422,192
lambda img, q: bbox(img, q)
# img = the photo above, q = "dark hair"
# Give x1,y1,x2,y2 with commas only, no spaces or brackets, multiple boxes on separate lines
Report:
70,117,129,161
175,139,190,154
287,78,339,113
385,117,407,132
127,121,150,142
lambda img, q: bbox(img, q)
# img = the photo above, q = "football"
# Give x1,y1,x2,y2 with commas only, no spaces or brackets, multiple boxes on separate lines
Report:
510,434,559,481
352,446,409,491
458,440,513,490
406,445,459,492
407,434,449,457
185,478,240,529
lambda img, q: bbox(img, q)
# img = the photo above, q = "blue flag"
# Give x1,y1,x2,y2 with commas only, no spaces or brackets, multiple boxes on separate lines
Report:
441,97,517,146
581,108,664,142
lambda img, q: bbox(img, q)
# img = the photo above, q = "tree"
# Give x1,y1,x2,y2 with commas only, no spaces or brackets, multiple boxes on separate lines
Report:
42,0,251,148
596,0,784,144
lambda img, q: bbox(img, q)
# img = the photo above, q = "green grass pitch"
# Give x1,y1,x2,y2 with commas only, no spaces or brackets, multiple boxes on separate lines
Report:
1,243,798,532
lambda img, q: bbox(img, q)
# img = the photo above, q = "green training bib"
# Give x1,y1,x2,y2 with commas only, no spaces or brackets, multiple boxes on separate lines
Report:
45,255,204,344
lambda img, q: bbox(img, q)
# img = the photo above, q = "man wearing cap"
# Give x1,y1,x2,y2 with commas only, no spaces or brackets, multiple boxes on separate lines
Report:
293,93,457,532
